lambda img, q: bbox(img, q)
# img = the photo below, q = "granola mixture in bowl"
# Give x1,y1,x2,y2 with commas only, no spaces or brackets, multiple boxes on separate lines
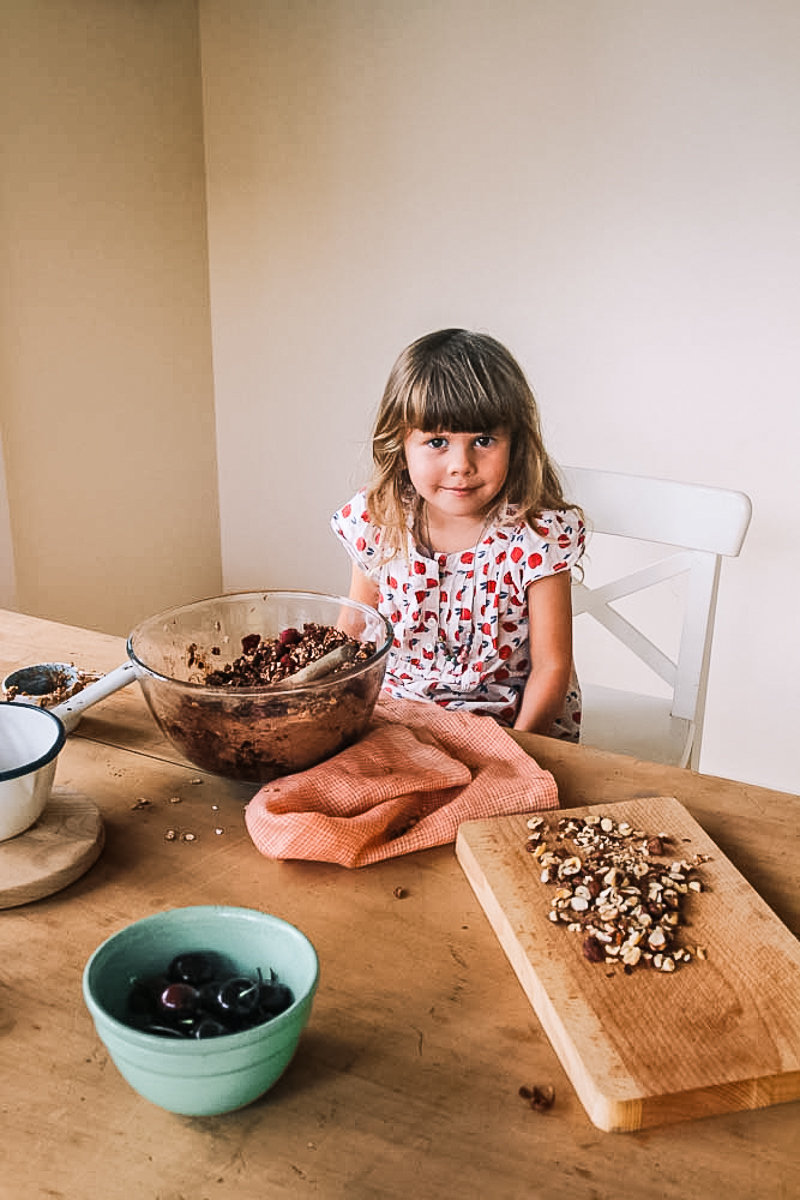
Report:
127,592,391,783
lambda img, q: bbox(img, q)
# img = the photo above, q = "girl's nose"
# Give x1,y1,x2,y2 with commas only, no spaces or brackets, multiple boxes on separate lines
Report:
448,442,475,475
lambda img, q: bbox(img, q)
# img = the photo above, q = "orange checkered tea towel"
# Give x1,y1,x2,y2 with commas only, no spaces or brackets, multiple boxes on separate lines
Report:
244,697,559,868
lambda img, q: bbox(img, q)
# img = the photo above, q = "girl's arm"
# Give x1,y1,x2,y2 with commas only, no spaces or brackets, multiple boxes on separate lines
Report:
513,572,574,735
348,563,380,609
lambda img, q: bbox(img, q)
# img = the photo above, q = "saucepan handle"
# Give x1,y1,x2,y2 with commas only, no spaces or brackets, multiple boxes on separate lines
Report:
51,661,138,731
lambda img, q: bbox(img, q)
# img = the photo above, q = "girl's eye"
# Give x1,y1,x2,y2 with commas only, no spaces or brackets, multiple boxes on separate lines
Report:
474,434,495,448
425,436,448,449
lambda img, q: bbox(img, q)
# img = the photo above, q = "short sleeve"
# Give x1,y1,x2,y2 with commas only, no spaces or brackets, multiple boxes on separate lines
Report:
505,508,585,592
330,489,383,576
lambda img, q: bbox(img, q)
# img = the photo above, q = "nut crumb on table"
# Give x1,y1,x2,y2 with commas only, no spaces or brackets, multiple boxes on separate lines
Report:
519,1084,556,1111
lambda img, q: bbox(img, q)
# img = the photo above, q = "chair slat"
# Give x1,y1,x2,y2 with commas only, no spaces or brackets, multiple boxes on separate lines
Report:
571,551,694,612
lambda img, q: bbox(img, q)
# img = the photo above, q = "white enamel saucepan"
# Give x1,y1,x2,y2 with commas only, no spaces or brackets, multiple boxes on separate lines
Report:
0,702,67,840
0,663,137,839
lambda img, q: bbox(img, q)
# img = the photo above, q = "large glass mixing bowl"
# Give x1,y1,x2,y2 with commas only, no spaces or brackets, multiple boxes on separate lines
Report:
127,591,391,783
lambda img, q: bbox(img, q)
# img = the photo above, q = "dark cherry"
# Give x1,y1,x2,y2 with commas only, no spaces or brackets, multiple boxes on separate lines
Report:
196,979,224,1011
258,979,293,1019
159,982,200,1016
215,977,261,1019
127,976,165,1027
167,952,218,986
194,1016,230,1039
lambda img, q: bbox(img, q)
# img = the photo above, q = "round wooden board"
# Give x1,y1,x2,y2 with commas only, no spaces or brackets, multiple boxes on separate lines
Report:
0,788,104,908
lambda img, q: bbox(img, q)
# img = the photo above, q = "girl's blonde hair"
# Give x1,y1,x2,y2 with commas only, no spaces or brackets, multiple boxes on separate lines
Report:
366,328,576,556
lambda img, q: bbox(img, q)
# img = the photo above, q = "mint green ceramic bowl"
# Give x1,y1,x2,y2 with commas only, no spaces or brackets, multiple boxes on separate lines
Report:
82,905,319,1116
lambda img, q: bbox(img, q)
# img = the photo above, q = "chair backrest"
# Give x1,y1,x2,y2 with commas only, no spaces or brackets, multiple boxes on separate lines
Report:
560,466,752,765
561,468,751,556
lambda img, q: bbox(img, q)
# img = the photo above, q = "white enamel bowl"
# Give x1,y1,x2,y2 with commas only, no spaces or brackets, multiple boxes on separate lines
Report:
0,702,66,841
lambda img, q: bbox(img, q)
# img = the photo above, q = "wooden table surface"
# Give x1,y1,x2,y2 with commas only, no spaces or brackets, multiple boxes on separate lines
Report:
1,609,797,1200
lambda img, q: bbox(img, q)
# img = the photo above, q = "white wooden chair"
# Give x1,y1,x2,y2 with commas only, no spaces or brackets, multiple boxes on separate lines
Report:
560,466,752,770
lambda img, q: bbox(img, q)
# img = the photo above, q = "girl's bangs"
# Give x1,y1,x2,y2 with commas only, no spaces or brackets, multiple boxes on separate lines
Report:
403,374,514,433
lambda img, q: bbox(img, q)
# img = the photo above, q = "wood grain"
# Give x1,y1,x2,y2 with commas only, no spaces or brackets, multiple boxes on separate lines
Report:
0,788,104,907
456,796,800,1132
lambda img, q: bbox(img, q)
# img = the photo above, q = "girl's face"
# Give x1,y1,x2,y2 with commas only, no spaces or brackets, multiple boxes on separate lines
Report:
403,427,511,523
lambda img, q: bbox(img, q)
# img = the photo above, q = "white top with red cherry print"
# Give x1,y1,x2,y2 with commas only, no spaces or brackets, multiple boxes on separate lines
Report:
331,490,586,741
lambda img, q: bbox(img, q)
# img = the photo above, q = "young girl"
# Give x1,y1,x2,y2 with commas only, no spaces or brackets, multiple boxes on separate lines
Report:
331,328,585,740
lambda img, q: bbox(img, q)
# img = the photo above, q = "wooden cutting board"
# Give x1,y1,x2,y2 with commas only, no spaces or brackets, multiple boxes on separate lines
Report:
455,796,800,1132
0,789,104,908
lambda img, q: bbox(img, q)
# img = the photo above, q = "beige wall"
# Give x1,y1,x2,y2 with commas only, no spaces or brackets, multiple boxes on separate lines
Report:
0,431,15,610
200,2,800,792
0,0,221,636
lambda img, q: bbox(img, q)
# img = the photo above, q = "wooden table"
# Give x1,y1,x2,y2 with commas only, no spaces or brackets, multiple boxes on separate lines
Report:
1,609,797,1200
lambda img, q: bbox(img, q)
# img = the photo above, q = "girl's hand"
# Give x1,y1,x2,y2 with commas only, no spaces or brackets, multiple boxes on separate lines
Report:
348,563,380,610
513,573,574,735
